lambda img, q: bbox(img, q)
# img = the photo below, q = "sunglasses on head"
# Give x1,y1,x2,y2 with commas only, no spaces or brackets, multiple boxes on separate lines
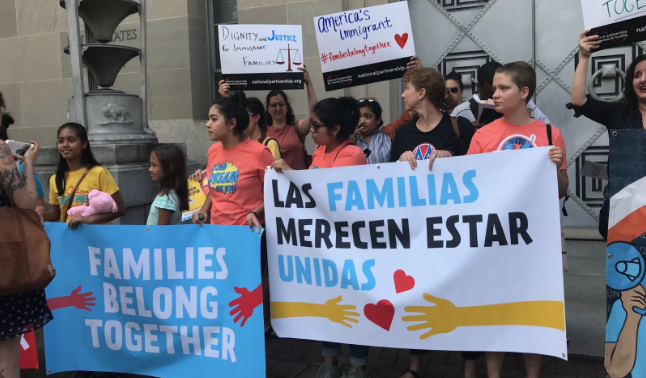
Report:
448,87,460,94
358,97,378,103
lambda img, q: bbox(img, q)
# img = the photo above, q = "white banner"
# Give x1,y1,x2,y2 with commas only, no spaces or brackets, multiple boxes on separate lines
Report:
312,2,415,91
265,148,567,359
217,24,304,90
581,0,646,29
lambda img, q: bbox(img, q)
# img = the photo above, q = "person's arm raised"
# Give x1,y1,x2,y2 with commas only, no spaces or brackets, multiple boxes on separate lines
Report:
218,80,231,98
571,30,601,107
296,66,318,138
19,142,40,203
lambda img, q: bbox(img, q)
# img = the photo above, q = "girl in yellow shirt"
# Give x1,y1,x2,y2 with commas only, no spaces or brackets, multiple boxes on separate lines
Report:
41,123,126,227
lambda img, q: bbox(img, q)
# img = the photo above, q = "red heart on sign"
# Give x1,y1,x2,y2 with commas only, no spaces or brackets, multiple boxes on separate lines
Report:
394,269,415,294
394,33,409,49
364,300,395,331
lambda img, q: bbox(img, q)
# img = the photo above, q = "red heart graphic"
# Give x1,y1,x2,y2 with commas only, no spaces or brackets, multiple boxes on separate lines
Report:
364,300,395,331
394,33,409,49
393,269,415,294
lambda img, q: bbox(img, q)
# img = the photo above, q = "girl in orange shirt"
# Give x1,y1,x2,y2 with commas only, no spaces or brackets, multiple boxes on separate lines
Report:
192,92,275,232
271,97,367,378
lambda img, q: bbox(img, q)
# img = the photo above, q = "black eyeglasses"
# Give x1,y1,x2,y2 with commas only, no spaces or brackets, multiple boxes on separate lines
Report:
364,148,372,158
358,97,378,103
447,87,460,94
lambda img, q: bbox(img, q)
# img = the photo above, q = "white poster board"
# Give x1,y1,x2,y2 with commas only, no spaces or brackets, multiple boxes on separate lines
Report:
313,2,416,91
580,0,646,48
264,148,567,358
218,24,304,90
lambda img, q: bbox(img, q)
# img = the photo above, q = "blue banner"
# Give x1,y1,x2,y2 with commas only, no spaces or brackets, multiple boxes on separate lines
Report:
43,223,265,378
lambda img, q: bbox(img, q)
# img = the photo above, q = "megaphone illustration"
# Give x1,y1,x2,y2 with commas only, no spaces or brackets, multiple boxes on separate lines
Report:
607,242,646,315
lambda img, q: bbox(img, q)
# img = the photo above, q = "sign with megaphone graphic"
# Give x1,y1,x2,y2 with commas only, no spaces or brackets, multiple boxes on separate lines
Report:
607,242,645,315
604,129,646,378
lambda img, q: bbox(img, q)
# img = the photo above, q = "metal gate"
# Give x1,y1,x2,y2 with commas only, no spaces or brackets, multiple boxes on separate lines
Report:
408,0,641,231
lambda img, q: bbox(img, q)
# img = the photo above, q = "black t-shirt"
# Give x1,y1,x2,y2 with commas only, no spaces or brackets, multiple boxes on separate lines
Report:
389,113,472,162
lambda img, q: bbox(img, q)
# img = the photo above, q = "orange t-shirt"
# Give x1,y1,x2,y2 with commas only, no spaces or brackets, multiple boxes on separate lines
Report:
381,110,412,141
267,122,307,171
467,118,567,170
310,140,367,169
206,139,276,225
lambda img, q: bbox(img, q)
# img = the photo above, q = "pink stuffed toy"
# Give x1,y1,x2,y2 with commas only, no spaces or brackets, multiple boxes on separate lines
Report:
67,190,117,224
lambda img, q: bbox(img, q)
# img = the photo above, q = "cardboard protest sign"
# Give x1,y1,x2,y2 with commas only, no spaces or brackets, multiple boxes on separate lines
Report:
264,148,567,358
218,24,304,90
604,129,646,378
43,224,265,377
313,2,415,91
581,0,646,49
182,173,209,222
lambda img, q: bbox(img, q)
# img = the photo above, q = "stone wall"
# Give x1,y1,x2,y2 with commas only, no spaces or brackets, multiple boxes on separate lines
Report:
0,0,403,164
0,0,211,164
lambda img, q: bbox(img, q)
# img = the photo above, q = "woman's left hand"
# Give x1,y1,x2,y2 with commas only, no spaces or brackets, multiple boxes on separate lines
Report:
68,215,90,230
428,150,453,170
297,65,311,86
246,212,262,234
549,147,564,168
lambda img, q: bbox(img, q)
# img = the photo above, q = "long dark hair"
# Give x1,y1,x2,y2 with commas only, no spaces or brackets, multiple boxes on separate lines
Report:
0,113,12,140
54,123,100,196
0,92,9,141
624,55,646,110
265,90,295,125
313,97,361,142
151,144,189,212
246,97,268,142
212,91,249,136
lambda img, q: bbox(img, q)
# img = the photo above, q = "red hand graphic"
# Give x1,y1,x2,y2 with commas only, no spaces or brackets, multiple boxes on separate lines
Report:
228,284,263,327
47,286,96,311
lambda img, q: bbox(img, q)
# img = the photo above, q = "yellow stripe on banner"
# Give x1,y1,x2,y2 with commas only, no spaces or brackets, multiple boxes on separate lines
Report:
457,301,566,331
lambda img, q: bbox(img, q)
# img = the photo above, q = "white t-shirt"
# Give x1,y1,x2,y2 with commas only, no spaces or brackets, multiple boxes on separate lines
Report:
451,94,551,124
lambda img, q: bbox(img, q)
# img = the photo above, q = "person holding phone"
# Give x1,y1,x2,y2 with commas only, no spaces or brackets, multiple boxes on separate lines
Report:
1,113,47,212
0,92,53,378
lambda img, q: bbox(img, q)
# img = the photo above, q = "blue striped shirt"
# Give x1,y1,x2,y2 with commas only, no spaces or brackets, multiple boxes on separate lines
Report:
354,130,392,164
